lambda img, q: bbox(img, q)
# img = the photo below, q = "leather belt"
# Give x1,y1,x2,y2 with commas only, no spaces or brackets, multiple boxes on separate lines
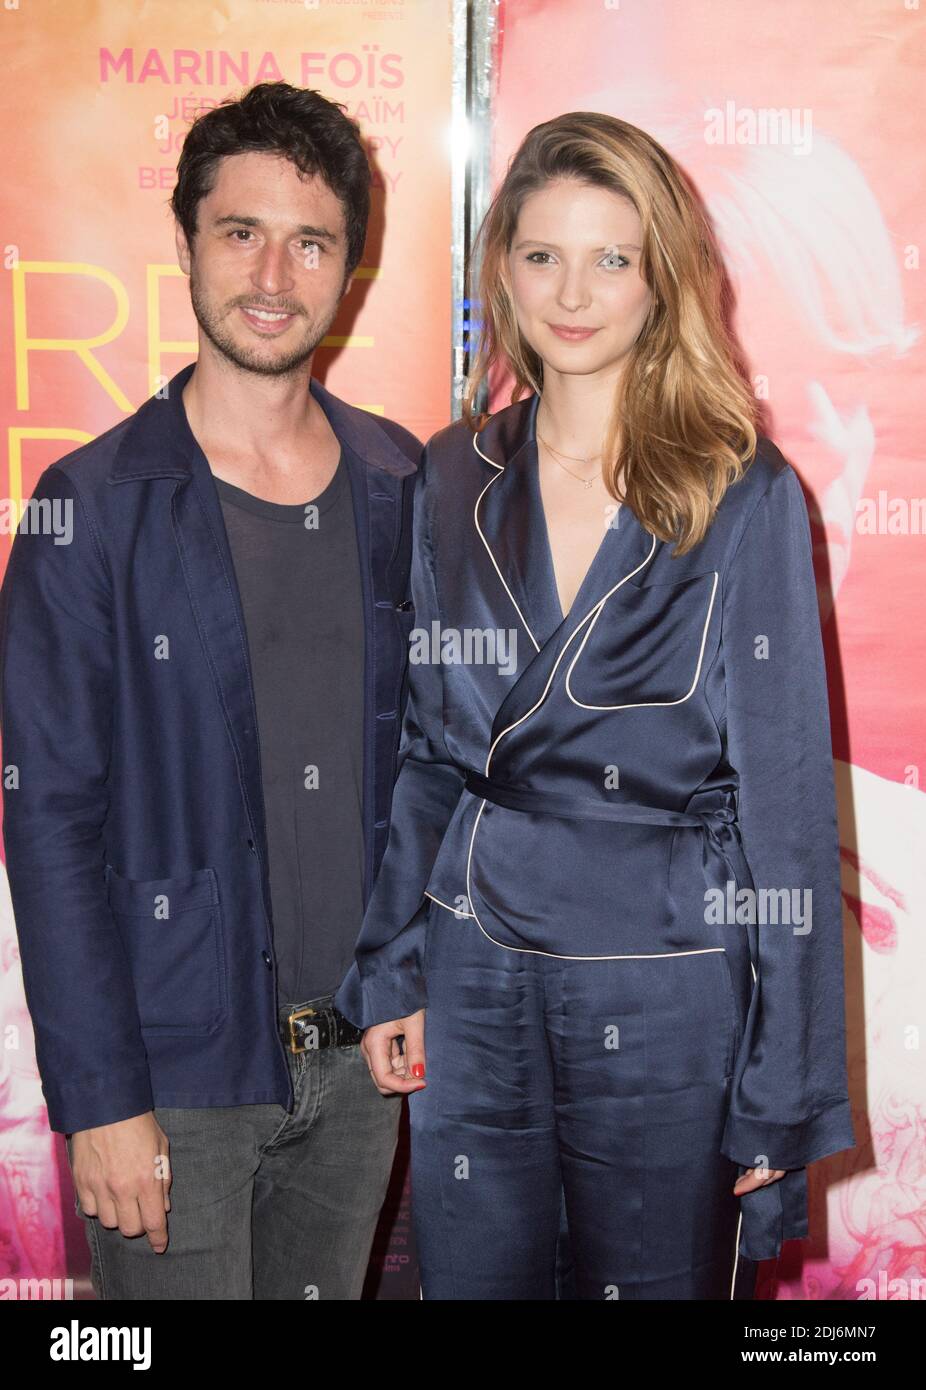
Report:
280,1002,364,1054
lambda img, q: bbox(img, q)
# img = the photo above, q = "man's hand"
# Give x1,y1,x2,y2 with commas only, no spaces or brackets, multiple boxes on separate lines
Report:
361,1010,427,1096
69,1112,172,1252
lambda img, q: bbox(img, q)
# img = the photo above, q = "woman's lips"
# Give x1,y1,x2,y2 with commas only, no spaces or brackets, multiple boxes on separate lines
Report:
547,324,600,341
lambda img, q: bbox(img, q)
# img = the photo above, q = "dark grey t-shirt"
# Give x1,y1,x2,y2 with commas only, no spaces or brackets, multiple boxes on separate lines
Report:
214,452,365,1007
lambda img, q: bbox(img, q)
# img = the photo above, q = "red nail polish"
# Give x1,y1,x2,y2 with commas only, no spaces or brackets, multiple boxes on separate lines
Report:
411,1063,425,1078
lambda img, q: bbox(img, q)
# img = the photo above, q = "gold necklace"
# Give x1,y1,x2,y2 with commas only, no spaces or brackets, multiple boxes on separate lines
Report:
536,430,602,489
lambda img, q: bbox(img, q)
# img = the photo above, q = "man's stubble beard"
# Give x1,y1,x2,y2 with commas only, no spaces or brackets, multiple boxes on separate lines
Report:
188,261,340,379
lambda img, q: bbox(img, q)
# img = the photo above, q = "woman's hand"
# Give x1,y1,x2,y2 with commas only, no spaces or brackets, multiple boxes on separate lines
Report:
361,1010,427,1096
733,1166,787,1196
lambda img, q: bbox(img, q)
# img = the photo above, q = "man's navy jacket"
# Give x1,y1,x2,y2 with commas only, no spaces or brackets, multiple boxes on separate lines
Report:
0,361,421,1135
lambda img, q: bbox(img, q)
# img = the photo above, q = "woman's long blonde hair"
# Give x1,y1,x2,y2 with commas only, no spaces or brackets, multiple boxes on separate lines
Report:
462,112,760,555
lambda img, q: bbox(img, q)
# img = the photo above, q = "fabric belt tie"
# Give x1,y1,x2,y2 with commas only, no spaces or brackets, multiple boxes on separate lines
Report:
463,769,752,900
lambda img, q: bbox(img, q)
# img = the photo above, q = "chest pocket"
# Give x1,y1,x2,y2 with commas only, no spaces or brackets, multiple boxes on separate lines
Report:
564,569,719,709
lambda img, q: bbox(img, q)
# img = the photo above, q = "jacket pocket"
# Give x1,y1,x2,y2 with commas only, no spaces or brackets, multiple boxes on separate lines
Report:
565,570,719,709
105,865,227,1035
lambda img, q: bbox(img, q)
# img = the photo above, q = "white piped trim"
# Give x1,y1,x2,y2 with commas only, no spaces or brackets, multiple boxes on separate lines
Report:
424,890,474,919
730,1208,743,1299
565,569,720,711
483,533,659,772
472,431,541,653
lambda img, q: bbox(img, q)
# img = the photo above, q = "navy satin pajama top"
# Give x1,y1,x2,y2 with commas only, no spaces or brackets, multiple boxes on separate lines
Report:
336,391,857,1262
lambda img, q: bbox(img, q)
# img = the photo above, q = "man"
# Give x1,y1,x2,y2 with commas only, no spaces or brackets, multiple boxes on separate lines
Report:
0,82,421,1299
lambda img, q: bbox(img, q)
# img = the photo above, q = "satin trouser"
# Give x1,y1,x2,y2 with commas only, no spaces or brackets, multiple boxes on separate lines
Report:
409,901,759,1300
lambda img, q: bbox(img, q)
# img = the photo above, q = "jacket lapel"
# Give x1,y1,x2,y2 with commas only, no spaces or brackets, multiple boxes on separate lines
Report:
472,390,656,655
473,392,561,652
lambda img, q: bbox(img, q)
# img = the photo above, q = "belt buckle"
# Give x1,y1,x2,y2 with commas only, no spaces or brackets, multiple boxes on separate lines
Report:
288,1006,317,1054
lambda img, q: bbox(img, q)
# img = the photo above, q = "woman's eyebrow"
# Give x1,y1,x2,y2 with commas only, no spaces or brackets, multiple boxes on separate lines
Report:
512,239,641,252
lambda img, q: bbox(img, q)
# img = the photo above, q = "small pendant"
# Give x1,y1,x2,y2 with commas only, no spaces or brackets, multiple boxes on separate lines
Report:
583,479,593,489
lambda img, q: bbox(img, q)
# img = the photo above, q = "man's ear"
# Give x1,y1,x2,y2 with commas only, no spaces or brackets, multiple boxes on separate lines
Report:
341,274,354,301
175,222,192,275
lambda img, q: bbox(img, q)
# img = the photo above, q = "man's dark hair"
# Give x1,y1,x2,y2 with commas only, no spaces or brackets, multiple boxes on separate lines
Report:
170,82,370,275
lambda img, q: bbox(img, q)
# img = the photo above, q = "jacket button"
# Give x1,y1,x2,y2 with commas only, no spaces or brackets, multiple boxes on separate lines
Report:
261,951,272,969
247,838,256,852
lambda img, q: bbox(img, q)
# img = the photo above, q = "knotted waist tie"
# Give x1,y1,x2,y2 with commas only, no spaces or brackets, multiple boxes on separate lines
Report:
463,769,753,900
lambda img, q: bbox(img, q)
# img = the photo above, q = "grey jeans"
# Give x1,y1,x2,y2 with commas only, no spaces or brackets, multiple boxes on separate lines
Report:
65,996,401,1300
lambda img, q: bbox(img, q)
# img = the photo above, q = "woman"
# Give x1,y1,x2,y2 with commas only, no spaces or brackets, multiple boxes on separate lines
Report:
334,112,856,1300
